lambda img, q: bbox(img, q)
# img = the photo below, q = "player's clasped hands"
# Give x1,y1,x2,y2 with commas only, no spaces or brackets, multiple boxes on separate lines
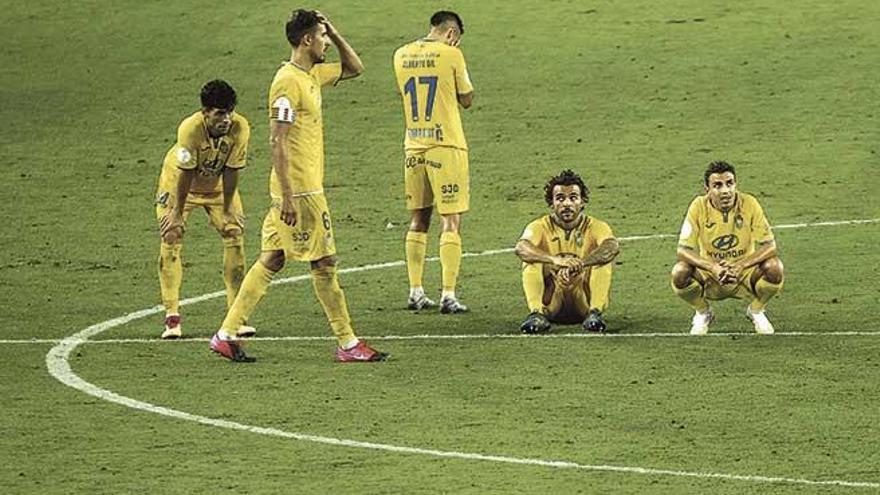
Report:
712,261,739,285
552,256,585,285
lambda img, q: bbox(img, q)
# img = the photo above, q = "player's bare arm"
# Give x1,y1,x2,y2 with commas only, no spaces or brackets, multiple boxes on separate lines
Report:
221,167,243,236
270,119,296,226
582,238,620,267
515,239,583,271
316,11,364,80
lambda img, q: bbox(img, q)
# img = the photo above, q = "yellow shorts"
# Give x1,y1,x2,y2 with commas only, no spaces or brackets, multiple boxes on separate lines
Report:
404,147,469,215
697,266,760,301
261,193,336,262
155,189,244,234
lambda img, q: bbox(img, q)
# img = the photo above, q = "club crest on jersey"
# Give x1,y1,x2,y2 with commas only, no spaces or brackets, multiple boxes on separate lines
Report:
734,214,744,229
711,234,739,251
575,230,584,247
219,141,229,154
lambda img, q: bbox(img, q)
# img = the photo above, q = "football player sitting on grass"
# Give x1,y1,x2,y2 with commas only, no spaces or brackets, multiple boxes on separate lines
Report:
515,170,619,334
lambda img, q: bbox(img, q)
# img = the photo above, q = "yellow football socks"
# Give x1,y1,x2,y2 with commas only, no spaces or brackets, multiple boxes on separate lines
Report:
588,263,614,311
311,264,358,348
439,231,462,293
750,278,783,312
521,263,546,313
222,237,246,309
405,231,428,290
673,279,709,313
158,242,183,315
220,261,275,334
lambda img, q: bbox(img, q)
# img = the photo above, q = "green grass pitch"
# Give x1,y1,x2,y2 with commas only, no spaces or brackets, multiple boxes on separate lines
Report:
2,0,879,493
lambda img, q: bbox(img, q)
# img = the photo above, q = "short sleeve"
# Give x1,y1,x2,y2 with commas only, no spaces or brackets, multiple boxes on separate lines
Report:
520,219,545,247
589,219,615,244
453,49,474,95
227,118,250,169
174,124,199,171
748,196,775,244
678,198,701,250
315,62,343,87
269,77,301,124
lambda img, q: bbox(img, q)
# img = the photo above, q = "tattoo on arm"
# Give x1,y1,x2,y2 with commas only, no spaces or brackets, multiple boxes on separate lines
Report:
583,239,620,266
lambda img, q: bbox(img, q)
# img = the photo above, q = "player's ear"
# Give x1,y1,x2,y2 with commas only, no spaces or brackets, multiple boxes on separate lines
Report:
444,28,456,44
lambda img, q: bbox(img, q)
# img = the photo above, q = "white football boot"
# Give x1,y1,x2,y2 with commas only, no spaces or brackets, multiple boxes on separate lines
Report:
689,309,715,335
161,314,182,339
236,325,257,338
747,307,775,335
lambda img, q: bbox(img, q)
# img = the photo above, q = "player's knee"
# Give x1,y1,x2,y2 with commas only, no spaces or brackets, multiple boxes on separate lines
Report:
310,255,337,271
762,257,784,284
409,208,432,232
162,230,183,245
671,262,693,289
440,213,461,233
260,250,285,272
222,234,244,247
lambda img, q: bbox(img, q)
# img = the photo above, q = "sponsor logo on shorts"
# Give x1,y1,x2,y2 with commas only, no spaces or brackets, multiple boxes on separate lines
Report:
291,232,310,242
405,155,443,169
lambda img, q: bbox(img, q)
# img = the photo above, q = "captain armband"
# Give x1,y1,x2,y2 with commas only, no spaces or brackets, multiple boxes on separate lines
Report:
270,96,296,123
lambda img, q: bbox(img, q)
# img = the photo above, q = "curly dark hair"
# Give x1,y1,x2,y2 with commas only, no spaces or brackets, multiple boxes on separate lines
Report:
544,169,589,206
200,80,237,111
286,9,321,47
704,160,736,185
430,11,464,34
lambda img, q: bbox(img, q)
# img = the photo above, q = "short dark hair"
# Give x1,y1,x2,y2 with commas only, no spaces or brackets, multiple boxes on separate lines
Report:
200,80,237,111
286,9,321,47
544,169,589,206
430,10,464,34
704,160,736,185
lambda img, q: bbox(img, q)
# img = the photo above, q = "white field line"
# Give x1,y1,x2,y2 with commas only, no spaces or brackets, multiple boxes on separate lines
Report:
43,218,880,489
13,330,880,345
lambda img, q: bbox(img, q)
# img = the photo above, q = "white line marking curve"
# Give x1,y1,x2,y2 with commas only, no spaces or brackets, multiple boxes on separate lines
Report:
46,218,880,489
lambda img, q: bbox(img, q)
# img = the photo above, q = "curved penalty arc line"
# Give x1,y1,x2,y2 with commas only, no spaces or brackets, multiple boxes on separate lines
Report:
45,219,880,489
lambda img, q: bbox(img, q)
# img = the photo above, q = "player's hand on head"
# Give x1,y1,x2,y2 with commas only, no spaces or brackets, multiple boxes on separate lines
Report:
314,11,337,36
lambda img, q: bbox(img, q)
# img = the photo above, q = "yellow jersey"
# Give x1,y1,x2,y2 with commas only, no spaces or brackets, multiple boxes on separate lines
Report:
520,214,615,259
158,111,250,195
267,62,342,197
393,39,473,152
678,192,774,262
